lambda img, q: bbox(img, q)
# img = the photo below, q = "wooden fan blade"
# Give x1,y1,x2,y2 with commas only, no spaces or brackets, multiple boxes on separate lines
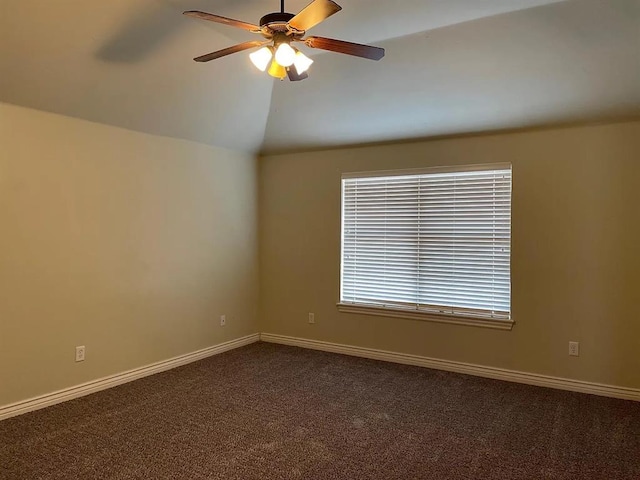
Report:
288,0,342,32
193,41,268,62
303,36,385,60
183,11,260,32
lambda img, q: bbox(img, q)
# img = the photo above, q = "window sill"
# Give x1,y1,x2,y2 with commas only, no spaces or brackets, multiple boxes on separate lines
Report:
336,303,514,331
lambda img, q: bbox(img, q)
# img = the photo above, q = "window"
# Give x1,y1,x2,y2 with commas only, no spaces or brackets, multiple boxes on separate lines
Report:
339,164,513,330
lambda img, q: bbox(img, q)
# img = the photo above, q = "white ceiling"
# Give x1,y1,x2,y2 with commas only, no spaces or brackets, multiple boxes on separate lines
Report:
1,0,639,154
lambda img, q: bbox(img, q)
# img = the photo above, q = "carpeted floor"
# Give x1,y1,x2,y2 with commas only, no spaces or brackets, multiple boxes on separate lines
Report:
1,342,639,479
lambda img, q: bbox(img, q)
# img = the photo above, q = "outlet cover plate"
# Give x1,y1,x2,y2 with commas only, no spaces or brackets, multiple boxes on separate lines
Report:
569,341,579,356
75,346,86,362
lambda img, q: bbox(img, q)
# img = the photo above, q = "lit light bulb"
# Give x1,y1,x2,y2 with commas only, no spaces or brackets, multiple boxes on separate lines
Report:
249,46,273,72
274,43,296,67
293,51,313,74
267,60,287,80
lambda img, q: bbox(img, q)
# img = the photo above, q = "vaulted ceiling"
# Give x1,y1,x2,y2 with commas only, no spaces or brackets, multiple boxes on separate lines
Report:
1,0,639,154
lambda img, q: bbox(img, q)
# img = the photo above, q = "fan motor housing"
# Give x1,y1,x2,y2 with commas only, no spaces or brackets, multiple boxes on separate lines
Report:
260,12,295,30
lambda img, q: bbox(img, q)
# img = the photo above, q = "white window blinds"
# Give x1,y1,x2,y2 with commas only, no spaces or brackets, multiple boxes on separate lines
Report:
341,164,512,321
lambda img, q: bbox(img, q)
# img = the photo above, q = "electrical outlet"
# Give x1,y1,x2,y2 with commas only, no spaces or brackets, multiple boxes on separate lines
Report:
569,341,579,357
75,345,86,362
220,315,226,327
308,312,315,324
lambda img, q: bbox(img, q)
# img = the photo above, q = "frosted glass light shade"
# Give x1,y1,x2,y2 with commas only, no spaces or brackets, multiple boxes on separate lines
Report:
250,47,273,71
293,51,313,74
267,60,287,79
274,43,296,67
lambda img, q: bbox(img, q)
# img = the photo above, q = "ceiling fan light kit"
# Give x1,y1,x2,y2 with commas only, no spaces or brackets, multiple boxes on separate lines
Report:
183,0,385,82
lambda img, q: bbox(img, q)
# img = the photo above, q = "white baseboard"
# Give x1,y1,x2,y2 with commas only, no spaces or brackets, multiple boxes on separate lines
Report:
260,333,640,402
0,333,260,421
3,331,637,422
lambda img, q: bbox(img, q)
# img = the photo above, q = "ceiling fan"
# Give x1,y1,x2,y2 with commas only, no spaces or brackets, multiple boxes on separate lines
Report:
183,0,385,81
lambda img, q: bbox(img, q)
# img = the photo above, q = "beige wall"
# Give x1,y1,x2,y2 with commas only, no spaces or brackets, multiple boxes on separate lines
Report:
2,106,638,408
0,103,258,406
259,121,640,389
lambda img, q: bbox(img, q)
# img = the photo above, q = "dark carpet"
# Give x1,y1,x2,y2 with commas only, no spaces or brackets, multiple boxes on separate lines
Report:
1,342,639,479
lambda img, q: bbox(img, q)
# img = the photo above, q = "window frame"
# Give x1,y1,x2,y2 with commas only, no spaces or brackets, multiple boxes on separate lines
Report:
337,163,514,331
